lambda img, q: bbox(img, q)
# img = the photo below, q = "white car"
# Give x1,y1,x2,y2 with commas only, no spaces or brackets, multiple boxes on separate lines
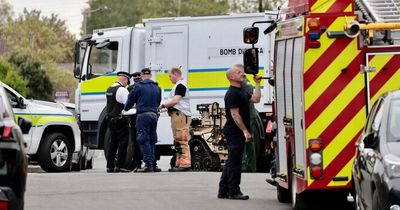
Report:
3,83,86,172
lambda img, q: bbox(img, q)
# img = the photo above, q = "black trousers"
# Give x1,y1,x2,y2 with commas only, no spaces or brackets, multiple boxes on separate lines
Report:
219,134,245,195
107,117,129,169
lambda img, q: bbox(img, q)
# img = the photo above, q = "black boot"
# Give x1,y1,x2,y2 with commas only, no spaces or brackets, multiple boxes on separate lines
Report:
135,165,154,173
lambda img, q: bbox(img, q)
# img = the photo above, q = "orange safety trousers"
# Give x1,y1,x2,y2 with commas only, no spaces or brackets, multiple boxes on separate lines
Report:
170,111,191,168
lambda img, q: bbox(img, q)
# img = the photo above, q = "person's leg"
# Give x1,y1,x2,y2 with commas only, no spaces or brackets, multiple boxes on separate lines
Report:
116,118,129,168
228,145,245,195
135,114,153,172
106,122,118,171
171,112,191,168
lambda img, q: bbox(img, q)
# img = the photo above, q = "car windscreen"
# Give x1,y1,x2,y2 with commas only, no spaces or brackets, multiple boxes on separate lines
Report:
388,99,400,142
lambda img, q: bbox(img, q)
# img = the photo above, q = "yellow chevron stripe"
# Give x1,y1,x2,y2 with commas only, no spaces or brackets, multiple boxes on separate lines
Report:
305,39,359,111
304,16,355,73
344,3,353,12
305,54,392,141
371,62,400,104
323,108,365,168
328,157,354,187
311,0,336,13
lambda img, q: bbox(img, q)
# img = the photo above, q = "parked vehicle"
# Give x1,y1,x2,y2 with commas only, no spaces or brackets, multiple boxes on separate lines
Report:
3,83,81,172
353,90,400,210
0,81,31,210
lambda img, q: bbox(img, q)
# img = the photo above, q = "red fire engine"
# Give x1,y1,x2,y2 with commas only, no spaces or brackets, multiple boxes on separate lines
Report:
244,0,400,209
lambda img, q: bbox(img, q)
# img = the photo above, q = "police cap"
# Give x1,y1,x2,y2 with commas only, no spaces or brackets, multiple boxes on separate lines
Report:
117,71,131,85
141,68,151,75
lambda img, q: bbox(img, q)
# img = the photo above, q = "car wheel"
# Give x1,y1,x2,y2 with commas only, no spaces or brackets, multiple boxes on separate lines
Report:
39,133,71,172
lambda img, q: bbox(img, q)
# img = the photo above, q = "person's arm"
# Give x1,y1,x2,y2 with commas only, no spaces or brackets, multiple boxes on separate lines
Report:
161,95,182,108
160,84,185,108
230,107,251,143
116,87,129,105
249,75,261,103
124,87,138,111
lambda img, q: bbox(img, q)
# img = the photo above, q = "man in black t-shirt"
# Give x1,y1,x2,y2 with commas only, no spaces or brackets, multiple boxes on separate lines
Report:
218,65,261,200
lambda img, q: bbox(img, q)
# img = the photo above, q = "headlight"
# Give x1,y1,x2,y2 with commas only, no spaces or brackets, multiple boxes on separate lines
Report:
384,154,400,178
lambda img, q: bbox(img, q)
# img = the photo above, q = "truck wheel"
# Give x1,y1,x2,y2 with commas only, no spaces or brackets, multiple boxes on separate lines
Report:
291,174,308,210
80,150,87,170
277,185,291,203
86,157,94,169
71,153,81,171
39,133,71,172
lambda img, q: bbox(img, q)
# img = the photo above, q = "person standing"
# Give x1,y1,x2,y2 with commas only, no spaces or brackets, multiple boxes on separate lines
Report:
124,68,161,173
234,64,258,172
106,71,132,173
218,65,261,200
160,67,192,172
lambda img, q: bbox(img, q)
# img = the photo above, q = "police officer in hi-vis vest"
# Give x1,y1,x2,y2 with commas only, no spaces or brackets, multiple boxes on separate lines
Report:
106,71,132,173
160,67,192,172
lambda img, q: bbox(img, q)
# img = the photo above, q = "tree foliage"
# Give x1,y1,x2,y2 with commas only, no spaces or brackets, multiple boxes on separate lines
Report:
84,0,229,35
8,51,53,101
3,9,75,63
0,59,27,95
0,0,13,31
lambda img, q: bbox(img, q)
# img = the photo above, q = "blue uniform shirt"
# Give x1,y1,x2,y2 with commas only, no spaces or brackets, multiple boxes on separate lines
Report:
124,80,161,114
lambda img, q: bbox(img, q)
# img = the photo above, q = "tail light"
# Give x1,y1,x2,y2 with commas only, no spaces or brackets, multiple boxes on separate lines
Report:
1,126,12,141
0,190,8,210
309,138,323,179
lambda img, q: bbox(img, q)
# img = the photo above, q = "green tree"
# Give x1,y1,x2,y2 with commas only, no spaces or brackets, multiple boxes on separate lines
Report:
84,0,229,35
0,59,27,95
8,51,53,101
0,0,13,31
3,9,75,63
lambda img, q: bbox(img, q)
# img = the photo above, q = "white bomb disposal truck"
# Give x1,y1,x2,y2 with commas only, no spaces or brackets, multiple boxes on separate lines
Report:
4,83,93,172
73,13,276,169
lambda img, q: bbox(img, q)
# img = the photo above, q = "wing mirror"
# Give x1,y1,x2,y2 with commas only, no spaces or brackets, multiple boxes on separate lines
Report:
18,117,32,134
17,97,26,109
243,48,259,74
243,27,259,44
363,131,378,148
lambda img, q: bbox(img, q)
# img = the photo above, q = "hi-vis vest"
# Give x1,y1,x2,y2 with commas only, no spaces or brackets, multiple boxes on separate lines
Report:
169,79,191,116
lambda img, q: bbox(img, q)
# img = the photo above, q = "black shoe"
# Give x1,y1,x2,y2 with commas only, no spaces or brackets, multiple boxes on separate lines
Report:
229,193,249,200
266,178,277,187
217,193,229,199
114,167,131,173
168,167,191,172
135,165,154,173
106,168,116,173
153,166,162,172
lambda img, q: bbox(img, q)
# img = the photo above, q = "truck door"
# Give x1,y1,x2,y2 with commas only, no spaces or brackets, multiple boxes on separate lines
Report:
364,52,400,114
146,25,188,145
